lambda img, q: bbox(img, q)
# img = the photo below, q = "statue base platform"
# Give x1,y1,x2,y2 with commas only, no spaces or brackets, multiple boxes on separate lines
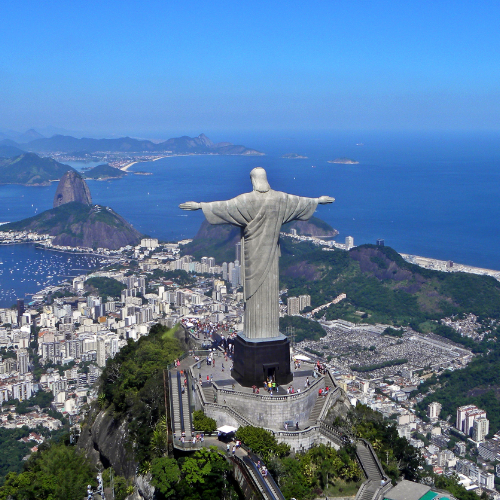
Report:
231,333,292,387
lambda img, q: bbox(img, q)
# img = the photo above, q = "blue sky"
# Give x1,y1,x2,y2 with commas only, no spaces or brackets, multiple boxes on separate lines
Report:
1,1,500,138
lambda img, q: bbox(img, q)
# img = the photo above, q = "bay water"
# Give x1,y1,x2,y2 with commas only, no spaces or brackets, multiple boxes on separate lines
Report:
1,130,499,305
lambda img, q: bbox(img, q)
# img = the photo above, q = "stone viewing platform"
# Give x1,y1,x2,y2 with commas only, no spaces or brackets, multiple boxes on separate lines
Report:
168,345,349,453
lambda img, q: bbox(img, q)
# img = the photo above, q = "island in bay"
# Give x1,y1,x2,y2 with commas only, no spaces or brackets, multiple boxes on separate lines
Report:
328,157,359,164
281,152,308,159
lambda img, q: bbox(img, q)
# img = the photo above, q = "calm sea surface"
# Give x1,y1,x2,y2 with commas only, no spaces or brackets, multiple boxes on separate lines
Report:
1,130,499,305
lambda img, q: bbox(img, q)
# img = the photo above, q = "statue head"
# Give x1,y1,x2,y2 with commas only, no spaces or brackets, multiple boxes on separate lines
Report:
250,167,271,193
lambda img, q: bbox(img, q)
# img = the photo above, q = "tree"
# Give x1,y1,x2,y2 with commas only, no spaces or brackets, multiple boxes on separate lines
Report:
192,410,217,434
0,443,96,500
150,457,180,499
235,426,290,461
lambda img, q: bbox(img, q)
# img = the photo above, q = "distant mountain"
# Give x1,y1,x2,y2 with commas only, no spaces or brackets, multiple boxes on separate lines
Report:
0,153,74,185
53,170,92,208
0,202,142,250
15,129,45,143
83,164,125,180
0,144,26,158
13,133,263,155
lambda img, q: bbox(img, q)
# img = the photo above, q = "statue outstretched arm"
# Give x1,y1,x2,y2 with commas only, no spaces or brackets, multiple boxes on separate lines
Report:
317,196,335,204
179,201,201,211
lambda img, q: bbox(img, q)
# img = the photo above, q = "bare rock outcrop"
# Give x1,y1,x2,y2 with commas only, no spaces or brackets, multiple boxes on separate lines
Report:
53,170,92,207
78,407,137,478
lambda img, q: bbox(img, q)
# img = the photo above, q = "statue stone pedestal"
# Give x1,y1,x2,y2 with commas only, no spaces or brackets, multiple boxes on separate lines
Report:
231,333,293,387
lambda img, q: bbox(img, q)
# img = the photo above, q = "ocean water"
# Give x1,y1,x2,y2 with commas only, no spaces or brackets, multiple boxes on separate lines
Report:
0,130,499,304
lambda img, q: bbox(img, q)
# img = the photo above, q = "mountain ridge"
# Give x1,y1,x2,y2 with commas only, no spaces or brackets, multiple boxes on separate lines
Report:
4,133,264,155
0,153,74,185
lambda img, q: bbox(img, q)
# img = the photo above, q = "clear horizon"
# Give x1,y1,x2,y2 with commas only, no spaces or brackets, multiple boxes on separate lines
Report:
2,1,500,137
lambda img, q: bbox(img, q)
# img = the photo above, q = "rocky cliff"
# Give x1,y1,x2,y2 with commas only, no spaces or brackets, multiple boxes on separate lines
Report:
53,170,92,207
78,407,137,478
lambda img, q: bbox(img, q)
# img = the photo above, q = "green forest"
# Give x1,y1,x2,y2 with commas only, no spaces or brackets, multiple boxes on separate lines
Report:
85,276,126,298
0,443,97,500
279,315,326,341
279,239,500,333
96,323,184,464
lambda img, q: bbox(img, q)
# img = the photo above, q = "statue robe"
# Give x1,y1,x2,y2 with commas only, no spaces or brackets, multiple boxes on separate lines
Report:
201,189,317,339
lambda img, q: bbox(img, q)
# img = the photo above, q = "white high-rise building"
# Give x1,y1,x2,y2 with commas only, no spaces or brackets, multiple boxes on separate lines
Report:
472,417,489,442
97,338,107,368
288,297,300,316
235,242,242,262
465,409,487,437
231,262,240,288
456,405,478,433
428,402,442,421
299,295,311,311
345,236,354,250
17,349,28,375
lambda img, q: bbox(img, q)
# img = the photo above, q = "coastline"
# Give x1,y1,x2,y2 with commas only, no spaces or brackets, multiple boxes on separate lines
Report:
399,253,500,281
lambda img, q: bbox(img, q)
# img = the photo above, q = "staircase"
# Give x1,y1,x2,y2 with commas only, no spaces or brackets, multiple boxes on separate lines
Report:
181,373,193,436
169,372,182,435
243,455,286,500
354,440,390,500
306,391,327,427
202,383,214,403
356,440,384,480
356,480,380,500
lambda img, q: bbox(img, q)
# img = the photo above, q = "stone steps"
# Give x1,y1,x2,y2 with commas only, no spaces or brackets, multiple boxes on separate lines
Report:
356,443,384,480
305,392,327,427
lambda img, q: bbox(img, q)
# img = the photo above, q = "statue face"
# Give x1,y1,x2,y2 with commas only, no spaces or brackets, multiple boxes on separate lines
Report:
250,167,271,192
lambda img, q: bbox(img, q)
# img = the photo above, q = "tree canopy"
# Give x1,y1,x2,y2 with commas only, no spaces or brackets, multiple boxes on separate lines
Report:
0,443,96,500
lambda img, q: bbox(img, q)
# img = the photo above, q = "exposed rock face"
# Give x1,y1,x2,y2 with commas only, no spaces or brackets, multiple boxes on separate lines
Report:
127,474,155,500
78,407,137,478
324,389,352,425
53,170,92,208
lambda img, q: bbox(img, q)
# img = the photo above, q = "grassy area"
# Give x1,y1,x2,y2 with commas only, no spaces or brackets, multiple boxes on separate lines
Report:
324,479,362,497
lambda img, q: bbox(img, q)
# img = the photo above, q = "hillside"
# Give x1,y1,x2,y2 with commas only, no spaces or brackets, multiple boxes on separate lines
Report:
283,215,338,237
0,152,74,185
83,163,125,179
0,202,142,249
13,133,263,155
279,240,500,331
0,144,25,158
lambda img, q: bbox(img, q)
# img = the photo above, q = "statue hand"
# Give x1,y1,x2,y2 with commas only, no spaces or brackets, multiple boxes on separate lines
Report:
179,201,201,211
318,196,335,204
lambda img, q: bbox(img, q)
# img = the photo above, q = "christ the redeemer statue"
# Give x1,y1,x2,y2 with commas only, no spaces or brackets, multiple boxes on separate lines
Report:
180,167,334,341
